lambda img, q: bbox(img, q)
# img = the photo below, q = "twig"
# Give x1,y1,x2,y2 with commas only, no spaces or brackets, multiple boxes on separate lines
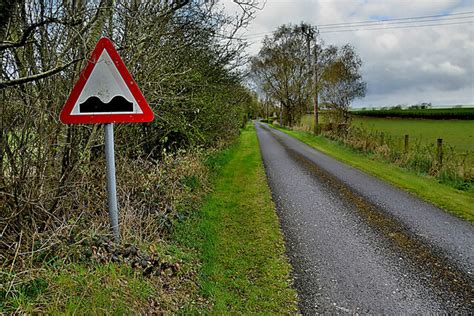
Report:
0,58,82,89
6,230,22,298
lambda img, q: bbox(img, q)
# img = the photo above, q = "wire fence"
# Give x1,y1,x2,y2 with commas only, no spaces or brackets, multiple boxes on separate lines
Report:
320,125,473,189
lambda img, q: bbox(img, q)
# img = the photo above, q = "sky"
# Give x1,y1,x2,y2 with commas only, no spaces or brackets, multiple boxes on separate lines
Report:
223,0,474,108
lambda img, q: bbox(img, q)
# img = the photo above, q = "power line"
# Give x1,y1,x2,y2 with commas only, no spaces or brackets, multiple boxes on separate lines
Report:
241,30,273,39
243,20,472,41
319,20,473,33
318,10,474,27
241,10,474,39
319,14,474,29
243,21,472,42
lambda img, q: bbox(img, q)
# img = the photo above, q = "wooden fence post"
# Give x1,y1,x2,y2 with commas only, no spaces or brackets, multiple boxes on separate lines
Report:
437,138,443,168
404,134,409,153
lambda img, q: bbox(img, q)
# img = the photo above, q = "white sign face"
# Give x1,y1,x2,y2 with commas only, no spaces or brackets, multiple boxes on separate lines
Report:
70,50,143,115
60,37,154,124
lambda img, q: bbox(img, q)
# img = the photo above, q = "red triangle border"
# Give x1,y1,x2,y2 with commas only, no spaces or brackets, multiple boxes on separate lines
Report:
60,37,154,124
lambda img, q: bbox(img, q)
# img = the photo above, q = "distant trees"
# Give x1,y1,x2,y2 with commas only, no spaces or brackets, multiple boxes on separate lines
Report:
250,23,366,128
250,24,311,126
319,44,366,125
408,102,432,110
386,103,432,110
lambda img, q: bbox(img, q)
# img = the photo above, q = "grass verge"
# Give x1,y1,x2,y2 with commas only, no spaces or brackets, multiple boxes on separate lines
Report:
271,124,474,221
174,124,297,314
1,124,296,313
0,238,204,314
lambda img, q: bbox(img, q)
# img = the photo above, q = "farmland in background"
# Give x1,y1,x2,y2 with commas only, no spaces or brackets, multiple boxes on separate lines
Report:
352,117,474,153
295,111,473,189
297,113,474,154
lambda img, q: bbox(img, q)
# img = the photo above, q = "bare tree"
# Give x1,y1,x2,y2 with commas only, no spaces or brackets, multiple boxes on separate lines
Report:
250,24,311,126
320,44,366,127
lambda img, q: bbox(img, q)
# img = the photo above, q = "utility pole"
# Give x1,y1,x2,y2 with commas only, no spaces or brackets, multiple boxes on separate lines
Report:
265,96,269,122
279,102,283,126
302,24,319,134
314,28,319,135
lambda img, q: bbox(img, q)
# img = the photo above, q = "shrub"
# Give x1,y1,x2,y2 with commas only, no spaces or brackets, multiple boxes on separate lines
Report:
351,108,474,120
321,124,472,189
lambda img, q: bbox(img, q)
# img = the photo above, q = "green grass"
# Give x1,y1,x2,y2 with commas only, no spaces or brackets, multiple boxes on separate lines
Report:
299,114,474,152
174,124,297,314
271,125,474,221
1,262,155,314
352,116,474,153
298,114,474,165
297,112,330,131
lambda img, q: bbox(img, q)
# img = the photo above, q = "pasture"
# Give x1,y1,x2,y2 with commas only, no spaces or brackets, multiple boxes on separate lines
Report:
352,117,474,153
298,114,474,154
297,113,474,184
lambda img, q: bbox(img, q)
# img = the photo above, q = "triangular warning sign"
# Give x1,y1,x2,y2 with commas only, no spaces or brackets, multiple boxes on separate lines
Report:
60,37,154,124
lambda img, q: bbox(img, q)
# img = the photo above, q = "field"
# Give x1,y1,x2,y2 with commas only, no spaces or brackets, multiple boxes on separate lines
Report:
298,114,474,154
295,113,473,188
352,117,474,153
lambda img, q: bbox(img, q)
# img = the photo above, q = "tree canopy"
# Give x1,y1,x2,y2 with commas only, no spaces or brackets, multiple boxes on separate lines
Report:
250,23,366,127
320,44,366,124
250,24,312,126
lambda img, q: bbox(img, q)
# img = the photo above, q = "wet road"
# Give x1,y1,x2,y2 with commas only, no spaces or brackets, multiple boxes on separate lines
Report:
255,122,474,314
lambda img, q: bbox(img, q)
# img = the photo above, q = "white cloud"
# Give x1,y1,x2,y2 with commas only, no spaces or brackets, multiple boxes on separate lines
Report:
374,33,399,51
226,0,474,107
422,61,466,76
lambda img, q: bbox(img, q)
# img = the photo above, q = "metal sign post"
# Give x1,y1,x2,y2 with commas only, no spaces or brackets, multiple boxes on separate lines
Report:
105,123,119,241
60,38,154,241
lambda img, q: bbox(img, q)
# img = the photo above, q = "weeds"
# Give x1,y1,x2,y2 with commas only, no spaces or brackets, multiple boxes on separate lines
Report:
322,125,473,190
0,147,213,313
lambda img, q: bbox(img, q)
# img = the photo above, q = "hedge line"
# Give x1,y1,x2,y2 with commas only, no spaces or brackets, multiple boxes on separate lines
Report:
351,108,474,120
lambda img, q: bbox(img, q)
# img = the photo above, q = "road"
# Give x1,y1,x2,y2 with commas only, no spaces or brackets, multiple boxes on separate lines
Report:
255,122,474,314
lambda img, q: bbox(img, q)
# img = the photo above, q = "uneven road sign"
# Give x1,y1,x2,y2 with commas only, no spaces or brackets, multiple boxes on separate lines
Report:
60,37,153,124
60,37,154,241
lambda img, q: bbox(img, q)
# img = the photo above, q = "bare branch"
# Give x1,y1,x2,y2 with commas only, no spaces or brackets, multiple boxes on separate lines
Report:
0,18,82,51
0,58,82,89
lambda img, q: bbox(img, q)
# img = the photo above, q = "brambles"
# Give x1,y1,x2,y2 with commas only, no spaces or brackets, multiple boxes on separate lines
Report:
0,148,213,313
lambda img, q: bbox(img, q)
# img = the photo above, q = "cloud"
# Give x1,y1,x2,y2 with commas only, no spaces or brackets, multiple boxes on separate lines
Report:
229,0,474,107
422,61,466,76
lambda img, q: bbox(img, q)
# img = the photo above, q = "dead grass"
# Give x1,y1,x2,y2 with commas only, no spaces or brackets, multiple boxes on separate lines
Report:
0,147,213,313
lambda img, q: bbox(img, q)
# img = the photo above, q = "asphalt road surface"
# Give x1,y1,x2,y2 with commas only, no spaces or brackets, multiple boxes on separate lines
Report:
255,122,474,314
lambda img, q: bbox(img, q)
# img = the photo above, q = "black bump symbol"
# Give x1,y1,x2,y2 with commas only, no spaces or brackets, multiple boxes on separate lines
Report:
79,96,133,113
